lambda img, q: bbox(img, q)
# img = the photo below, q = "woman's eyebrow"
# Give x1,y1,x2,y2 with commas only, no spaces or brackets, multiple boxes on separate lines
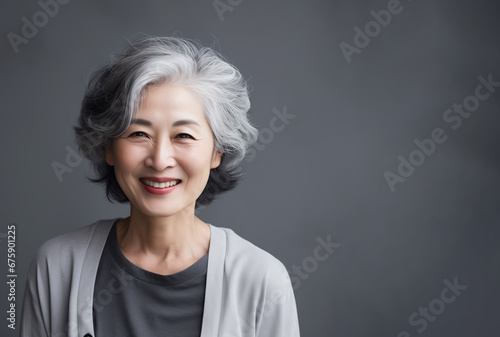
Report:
130,118,152,126
130,118,200,127
172,119,200,127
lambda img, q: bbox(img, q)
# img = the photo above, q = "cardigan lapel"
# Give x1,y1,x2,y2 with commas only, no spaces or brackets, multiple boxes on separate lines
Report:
75,220,226,337
77,219,116,337
200,224,227,337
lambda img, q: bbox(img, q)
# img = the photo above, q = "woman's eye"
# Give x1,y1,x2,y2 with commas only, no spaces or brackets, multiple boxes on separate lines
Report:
176,133,194,139
130,131,148,138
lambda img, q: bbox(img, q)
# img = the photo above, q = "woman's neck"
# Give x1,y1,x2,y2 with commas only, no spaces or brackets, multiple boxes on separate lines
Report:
115,206,210,274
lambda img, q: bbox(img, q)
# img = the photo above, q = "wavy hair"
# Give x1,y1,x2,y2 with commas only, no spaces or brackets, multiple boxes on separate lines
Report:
74,36,258,207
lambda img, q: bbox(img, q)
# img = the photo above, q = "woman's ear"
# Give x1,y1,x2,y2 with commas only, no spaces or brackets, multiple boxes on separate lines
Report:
210,151,222,169
105,142,114,166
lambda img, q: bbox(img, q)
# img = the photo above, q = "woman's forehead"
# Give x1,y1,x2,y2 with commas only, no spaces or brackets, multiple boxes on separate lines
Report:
136,84,206,121
140,84,203,109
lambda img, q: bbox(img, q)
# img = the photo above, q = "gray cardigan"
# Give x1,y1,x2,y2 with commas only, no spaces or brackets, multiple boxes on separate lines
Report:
20,219,300,337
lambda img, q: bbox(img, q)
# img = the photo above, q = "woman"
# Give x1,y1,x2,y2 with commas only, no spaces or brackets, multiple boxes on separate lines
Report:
20,36,300,337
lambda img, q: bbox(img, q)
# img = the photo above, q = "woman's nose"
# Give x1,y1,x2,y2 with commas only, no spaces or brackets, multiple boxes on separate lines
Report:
145,138,176,171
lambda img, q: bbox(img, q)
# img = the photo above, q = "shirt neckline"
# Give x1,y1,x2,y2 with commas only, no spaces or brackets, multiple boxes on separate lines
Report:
106,220,209,286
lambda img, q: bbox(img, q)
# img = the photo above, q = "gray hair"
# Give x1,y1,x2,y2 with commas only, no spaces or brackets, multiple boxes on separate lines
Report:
74,36,258,207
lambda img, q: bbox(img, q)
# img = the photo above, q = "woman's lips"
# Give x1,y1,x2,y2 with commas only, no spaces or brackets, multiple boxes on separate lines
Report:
139,178,181,194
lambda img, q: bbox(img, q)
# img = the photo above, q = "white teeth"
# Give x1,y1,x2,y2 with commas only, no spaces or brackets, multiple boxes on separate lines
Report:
142,179,180,188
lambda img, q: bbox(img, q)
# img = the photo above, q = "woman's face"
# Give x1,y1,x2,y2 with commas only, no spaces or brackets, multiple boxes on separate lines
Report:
105,83,221,218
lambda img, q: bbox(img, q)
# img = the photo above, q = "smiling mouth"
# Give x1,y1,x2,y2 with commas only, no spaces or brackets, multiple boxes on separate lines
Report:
139,178,181,189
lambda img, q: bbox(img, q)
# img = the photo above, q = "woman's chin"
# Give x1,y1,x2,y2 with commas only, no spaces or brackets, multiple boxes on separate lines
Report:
132,202,192,218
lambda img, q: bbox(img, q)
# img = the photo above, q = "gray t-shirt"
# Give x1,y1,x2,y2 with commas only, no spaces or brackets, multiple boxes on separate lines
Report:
92,221,208,336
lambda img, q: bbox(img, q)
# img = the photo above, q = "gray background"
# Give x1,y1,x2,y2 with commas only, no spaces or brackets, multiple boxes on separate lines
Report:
1,0,499,336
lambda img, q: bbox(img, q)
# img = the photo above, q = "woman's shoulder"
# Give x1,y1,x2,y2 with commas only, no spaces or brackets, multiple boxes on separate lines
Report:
211,225,290,281
33,218,116,265
213,225,280,259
